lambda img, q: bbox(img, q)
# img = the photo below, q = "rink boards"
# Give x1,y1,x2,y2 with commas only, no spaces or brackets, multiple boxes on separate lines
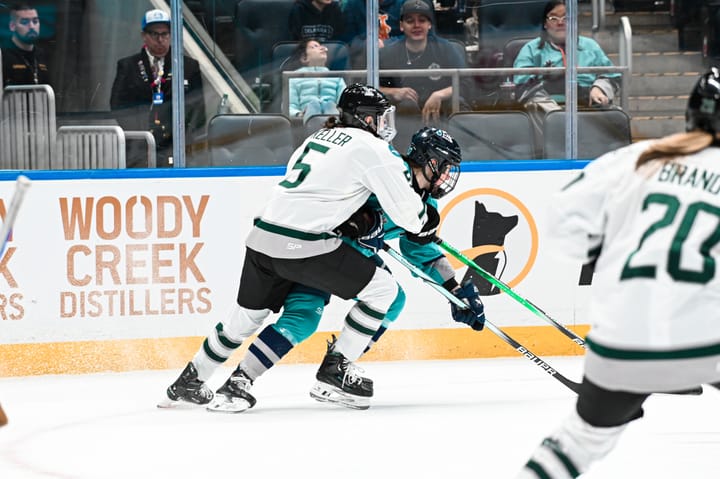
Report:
0,162,593,376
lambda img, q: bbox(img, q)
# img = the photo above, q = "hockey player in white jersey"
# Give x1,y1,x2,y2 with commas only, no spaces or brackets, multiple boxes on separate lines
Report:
516,68,720,478
165,127,485,413
161,84,444,409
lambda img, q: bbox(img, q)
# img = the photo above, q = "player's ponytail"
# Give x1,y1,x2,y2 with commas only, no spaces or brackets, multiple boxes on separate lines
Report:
635,130,714,169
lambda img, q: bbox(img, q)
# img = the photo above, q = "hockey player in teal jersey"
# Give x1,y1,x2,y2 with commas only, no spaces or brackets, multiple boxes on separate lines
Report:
516,69,720,478
161,124,486,412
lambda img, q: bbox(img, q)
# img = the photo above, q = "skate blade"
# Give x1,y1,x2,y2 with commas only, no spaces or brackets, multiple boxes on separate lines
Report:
309,382,370,410
206,395,252,414
157,395,211,409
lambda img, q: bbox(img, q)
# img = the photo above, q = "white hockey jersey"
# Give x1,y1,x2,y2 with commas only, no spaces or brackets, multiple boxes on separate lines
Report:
246,127,427,259
547,140,720,391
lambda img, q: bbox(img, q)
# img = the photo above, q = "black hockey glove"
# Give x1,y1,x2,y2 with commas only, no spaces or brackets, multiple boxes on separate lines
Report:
406,204,439,245
335,204,379,238
450,281,486,331
357,210,385,253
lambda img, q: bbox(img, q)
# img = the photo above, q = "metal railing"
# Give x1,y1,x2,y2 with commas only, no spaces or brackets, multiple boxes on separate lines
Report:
0,84,56,170
125,131,158,168
56,126,127,169
592,0,607,32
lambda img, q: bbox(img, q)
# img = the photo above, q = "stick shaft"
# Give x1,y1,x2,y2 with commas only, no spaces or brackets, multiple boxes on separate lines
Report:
0,176,31,256
382,245,582,394
433,240,703,396
436,238,586,349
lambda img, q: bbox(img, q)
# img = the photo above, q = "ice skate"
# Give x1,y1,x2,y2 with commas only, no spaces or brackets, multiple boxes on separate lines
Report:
310,337,373,410
158,362,214,408
207,366,257,413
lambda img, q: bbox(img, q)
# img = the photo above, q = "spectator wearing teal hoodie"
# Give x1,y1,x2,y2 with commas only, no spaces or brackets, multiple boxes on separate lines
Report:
288,39,347,124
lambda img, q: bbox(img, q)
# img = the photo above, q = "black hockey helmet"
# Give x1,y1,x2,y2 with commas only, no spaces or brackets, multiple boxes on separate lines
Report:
405,127,462,199
686,67,720,135
338,83,396,141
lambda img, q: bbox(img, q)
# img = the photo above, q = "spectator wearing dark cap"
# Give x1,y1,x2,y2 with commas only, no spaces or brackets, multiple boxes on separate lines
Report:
1,2,51,86
379,0,468,127
110,9,205,168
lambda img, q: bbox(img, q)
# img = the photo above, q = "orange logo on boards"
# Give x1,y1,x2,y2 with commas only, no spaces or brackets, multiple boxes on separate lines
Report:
439,188,539,296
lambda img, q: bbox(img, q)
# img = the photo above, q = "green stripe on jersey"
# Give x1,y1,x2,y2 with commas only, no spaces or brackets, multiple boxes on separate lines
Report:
255,219,336,241
587,337,720,360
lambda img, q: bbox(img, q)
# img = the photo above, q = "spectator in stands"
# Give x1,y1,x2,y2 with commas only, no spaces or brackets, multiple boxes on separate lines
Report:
110,9,205,168
513,0,619,108
512,0,620,156
289,0,345,42
342,0,404,66
1,3,50,86
379,0,468,125
288,39,347,124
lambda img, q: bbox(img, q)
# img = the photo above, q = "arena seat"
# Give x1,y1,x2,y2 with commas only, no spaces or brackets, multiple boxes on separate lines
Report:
502,36,535,67
542,109,632,160
271,40,351,72
446,111,536,160
472,0,546,67
207,113,294,166
233,0,296,80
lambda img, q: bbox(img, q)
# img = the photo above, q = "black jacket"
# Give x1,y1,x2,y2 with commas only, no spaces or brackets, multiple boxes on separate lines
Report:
1,44,51,86
110,49,205,167
288,0,345,42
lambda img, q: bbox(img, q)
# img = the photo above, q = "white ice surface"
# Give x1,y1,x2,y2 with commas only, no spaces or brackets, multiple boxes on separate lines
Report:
0,357,717,479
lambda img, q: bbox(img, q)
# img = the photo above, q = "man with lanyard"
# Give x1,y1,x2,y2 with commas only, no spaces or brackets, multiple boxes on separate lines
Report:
110,9,205,168
1,3,51,86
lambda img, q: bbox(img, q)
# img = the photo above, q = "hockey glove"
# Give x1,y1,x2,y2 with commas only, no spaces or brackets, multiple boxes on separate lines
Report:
357,210,385,253
336,205,380,238
450,281,485,331
406,204,440,245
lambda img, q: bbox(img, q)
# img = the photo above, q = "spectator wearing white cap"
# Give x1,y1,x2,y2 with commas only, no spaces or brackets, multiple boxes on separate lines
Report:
109,9,206,168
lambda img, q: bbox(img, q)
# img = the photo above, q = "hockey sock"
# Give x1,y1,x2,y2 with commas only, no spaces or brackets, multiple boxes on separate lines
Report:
193,322,243,381
363,325,388,354
334,302,386,361
240,325,295,381
192,305,270,381
517,409,627,478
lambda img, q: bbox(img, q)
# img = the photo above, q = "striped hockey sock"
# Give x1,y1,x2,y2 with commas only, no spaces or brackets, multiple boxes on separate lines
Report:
240,326,295,381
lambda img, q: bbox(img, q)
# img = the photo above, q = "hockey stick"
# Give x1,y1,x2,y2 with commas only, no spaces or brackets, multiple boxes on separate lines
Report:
435,238,586,349
0,175,32,257
435,238,703,396
382,244,582,394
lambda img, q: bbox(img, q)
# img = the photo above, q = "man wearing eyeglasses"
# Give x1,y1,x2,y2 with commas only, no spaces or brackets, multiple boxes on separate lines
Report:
1,3,51,86
110,9,206,168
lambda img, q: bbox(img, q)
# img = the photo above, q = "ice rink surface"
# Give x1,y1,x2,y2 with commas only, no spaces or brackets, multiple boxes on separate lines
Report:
0,356,717,479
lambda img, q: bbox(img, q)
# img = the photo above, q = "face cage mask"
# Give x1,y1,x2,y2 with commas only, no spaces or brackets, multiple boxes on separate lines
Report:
375,105,397,142
430,163,460,199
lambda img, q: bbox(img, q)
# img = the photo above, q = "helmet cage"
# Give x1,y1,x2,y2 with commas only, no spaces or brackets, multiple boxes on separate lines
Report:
407,128,462,199
427,161,460,199
375,105,396,142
